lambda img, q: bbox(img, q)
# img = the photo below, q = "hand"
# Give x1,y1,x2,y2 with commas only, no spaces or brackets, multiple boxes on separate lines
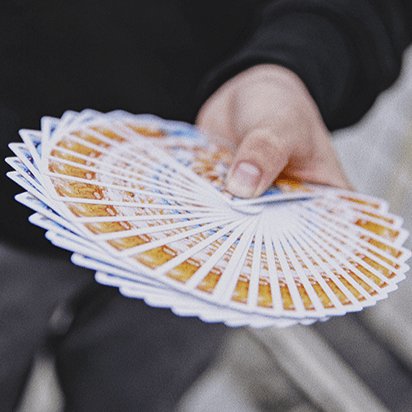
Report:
196,64,352,198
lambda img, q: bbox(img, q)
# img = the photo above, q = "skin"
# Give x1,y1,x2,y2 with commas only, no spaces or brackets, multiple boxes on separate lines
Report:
197,64,352,198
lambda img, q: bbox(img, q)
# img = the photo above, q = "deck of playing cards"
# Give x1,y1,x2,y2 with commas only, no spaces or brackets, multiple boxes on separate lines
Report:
6,109,410,328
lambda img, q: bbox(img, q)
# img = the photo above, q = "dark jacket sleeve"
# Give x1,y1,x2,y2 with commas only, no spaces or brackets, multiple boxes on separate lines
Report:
200,0,412,130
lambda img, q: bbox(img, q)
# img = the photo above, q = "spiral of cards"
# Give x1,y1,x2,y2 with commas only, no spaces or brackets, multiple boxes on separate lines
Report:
6,110,410,328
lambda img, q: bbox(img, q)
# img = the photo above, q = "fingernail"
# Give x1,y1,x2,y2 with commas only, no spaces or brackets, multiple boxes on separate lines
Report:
226,162,262,198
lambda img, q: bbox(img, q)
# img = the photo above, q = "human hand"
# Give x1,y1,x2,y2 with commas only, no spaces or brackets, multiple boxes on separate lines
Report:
197,64,352,198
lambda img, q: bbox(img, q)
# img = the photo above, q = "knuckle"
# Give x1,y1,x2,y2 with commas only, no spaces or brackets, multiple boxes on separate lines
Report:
244,128,289,159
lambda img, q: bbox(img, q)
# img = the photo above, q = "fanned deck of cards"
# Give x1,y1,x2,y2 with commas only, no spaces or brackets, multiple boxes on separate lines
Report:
6,109,411,328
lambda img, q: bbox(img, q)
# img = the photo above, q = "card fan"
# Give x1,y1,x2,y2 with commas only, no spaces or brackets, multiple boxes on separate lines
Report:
6,110,410,328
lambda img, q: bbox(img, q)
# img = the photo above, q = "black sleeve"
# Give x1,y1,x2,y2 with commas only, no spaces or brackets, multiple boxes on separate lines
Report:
200,0,412,131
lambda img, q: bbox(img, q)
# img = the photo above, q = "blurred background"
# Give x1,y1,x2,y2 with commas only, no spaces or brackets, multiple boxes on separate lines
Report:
14,46,412,412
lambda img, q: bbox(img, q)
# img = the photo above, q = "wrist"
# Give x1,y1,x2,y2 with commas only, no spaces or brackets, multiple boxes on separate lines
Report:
225,64,311,99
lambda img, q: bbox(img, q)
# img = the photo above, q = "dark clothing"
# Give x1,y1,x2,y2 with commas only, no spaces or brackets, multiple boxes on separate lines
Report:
1,0,412,249
0,1,411,410
0,243,225,411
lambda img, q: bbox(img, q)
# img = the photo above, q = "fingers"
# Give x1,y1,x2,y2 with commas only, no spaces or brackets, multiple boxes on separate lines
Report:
296,154,354,190
225,125,353,197
287,130,354,190
225,127,290,198
196,64,354,196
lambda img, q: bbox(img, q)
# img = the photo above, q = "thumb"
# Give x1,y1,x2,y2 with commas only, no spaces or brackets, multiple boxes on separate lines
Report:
225,127,290,198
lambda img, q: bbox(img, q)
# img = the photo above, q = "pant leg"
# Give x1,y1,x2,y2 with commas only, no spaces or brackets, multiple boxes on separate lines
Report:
54,286,228,412
0,242,92,411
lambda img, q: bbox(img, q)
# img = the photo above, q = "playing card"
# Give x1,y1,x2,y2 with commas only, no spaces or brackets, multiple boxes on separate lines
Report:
6,110,410,328
42,111,318,205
